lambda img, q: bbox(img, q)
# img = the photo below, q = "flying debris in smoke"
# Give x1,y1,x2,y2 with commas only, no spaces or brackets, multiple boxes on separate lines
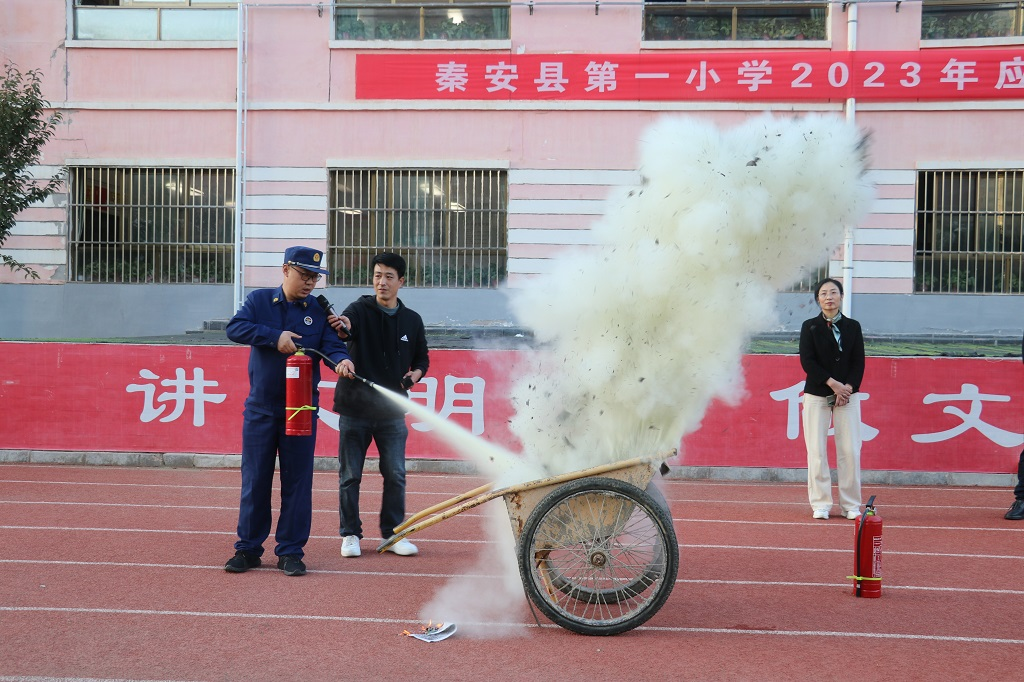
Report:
508,113,874,476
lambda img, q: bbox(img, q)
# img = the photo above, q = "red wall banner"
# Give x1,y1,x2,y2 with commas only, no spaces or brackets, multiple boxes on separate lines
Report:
0,342,1020,473
356,49,1024,101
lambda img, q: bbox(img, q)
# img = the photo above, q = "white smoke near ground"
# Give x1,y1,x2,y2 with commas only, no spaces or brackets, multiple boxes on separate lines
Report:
509,113,874,475
412,113,873,635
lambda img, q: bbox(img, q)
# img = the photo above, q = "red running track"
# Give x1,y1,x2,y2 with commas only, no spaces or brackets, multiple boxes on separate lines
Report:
1,463,1022,681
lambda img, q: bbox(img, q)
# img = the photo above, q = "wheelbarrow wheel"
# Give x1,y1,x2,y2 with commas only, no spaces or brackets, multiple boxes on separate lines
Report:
517,476,678,636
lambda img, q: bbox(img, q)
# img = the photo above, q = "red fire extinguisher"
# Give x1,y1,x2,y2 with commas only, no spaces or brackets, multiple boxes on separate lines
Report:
852,495,883,598
285,350,313,436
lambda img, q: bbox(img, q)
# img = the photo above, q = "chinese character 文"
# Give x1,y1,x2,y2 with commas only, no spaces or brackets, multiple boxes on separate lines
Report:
769,381,878,441
126,367,227,427
436,61,469,92
911,383,1024,448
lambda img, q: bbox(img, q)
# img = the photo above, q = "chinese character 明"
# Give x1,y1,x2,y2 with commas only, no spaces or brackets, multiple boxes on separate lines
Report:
410,375,487,435
436,61,470,93
126,367,227,427
911,383,1024,447
685,61,721,93
486,61,518,93
535,62,569,92
584,61,619,93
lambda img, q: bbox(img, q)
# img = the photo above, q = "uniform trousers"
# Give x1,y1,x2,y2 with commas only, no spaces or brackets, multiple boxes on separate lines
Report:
235,409,317,559
802,393,862,514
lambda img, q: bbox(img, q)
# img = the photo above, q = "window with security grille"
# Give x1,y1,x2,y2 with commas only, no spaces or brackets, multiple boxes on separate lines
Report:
786,263,830,294
643,1,828,42
334,1,510,41
68,167,235,283
915,169,1024,294
921,1,1023,40
328,169,507,288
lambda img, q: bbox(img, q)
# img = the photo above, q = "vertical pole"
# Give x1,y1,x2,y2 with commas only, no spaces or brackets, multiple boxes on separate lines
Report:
842,1,858,318
233,1,248,313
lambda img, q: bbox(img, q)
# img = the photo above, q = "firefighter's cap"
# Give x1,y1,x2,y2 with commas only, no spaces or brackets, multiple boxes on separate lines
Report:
283,246,329,275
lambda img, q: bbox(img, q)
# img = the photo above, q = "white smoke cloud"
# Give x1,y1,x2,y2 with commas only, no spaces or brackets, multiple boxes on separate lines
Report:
408,113,873,636
508,113,874,475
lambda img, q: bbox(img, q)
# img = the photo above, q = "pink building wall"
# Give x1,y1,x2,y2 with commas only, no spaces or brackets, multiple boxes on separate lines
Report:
1,0,1022,333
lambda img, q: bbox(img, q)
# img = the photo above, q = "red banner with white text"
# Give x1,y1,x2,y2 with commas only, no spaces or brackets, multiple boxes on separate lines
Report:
356,50,1024,101
0,343,1020,473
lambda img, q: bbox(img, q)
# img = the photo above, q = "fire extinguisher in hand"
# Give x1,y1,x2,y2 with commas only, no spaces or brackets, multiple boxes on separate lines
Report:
285,350,314,437
852,495,883,598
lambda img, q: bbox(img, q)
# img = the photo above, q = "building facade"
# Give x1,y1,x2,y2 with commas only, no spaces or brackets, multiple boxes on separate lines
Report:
2,0,1023,338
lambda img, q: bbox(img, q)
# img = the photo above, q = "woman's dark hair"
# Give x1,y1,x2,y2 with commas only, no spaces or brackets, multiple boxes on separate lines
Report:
372,252,407,279
813,277,843,301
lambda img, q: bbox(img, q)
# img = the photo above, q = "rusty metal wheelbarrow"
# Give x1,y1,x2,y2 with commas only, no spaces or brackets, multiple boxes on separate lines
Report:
378,452,680,636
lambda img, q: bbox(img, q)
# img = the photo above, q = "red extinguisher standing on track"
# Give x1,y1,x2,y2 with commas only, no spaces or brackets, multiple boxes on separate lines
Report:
852,495,883,598
285,350,313,437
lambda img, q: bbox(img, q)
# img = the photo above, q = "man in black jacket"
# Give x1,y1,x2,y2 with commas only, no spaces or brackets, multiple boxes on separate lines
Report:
799,277,865,521
329,253,430,557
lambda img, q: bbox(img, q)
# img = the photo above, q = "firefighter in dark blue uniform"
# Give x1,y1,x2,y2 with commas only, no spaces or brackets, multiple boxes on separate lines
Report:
224,246,354,576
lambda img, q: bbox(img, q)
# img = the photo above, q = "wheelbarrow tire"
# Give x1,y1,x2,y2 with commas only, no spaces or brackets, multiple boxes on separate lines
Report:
541,480,671,606
517,476,678,636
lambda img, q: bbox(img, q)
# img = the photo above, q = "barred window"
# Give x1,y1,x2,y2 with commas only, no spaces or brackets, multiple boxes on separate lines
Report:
69,167,235,283
915,170,1024,294
786,263,830,294
921,1,1023,40
644,1,828,42
328,169,507,288
334,1,510,41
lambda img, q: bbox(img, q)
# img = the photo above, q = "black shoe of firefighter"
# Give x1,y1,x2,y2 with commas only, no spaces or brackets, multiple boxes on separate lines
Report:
277,555,307,576
225,550,261,573
1005,499,1024,521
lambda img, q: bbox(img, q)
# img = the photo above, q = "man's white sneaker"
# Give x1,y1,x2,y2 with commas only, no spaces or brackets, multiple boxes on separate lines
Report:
385,537,418,556
845,510,860,520
812,509,830,520
341,535,361,558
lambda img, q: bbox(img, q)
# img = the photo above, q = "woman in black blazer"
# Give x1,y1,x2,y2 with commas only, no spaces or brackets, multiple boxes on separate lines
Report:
799,277,865,521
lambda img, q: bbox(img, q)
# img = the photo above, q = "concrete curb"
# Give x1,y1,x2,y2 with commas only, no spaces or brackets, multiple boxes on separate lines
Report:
0,449,1014,488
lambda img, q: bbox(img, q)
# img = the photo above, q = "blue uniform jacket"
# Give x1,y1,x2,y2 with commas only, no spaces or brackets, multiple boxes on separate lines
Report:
227,286,351,418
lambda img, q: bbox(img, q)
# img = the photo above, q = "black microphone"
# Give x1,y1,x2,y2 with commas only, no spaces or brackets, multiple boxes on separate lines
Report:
316,294,351,337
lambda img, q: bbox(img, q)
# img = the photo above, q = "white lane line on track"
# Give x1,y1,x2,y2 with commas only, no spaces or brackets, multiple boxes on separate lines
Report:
3,499,1020,521
2,527,1022,560
2,560,1023,595
2,606,1022,645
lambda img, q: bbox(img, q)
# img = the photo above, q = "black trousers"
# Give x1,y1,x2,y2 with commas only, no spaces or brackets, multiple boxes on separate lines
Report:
1016,447,1024,500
